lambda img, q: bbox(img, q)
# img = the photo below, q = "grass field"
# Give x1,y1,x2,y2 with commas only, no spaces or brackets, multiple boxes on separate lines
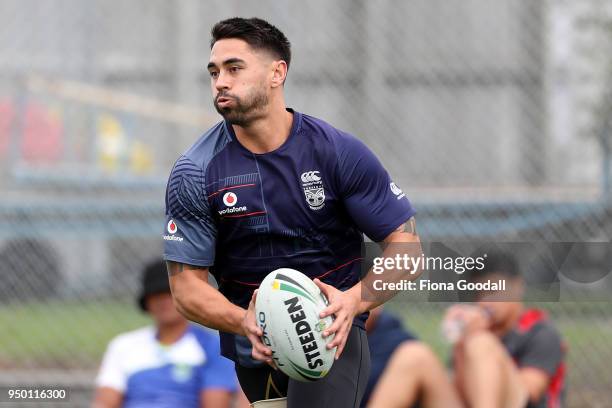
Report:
0,299,149,367
1,299,611,405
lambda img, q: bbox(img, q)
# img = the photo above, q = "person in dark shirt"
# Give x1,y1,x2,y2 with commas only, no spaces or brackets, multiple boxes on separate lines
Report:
367,251,566,408
362,307,417,406
163,17,422,408
365,307,463,408
448,251,566,408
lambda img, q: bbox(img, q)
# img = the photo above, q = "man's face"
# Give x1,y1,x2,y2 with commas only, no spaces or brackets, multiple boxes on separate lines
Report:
207,38,274,126
146,292,185,326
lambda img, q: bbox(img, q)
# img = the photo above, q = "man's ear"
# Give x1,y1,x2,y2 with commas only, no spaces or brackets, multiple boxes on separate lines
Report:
271,60,288,88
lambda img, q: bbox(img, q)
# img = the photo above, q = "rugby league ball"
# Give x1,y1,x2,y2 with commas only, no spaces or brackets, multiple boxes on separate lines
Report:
255,268,336,381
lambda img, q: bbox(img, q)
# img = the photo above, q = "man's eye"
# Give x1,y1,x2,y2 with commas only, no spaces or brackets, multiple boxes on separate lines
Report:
229,66,240,73
209,71,219,78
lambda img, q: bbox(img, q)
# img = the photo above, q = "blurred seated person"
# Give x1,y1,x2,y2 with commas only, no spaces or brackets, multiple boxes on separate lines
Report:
362,306,417,406
93,259,248,408
367,251,566,408
364,306,461,408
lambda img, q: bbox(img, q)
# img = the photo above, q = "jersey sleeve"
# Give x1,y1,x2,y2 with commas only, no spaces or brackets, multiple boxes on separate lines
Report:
163,156,217,266
335,133,416,242
95,338,127,392
199,333,238,392
517,324,564,376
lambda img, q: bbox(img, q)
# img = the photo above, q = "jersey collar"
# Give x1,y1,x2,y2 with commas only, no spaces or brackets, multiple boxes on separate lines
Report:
224,108,302,156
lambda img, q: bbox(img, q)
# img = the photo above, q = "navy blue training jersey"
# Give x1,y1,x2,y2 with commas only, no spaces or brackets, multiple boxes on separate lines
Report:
163,109,415,365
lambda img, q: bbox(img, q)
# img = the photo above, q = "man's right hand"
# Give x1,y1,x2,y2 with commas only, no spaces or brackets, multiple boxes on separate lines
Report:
242,290,275,366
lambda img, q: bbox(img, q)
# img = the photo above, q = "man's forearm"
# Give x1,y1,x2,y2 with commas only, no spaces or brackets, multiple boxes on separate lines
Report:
351,280,402,315
175,279,247,335
167,262,247,335
355,217,423,314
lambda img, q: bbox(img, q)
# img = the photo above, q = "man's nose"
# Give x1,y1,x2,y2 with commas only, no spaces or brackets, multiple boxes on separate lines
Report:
215,71,231,91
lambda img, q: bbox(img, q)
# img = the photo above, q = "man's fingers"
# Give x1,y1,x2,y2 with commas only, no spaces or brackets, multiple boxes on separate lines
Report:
327,323,349,349
245,323,269,354
320,302,341,319
248,324,263,337
251,349,271,362
334,341,345,360
250,289,259,304
266,359,279,371
314,278,332,297
327,324,350,359
322,312,345,337
247,327,267,347
245,316,263,336
327,333,343,350
247,333,272,357
250,344,268,361
333,328,348,360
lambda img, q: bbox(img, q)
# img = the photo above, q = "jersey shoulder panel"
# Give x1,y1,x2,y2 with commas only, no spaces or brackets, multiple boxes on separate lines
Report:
166,121,231,215
300,113,356,148
300,114,374,167
182,121,232,175
299,114,364,187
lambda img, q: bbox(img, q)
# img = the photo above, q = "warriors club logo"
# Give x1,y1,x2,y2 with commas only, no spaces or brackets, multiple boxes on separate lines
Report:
301,170,325,211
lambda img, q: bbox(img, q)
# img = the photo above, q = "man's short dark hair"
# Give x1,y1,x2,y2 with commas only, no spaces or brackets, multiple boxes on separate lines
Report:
210,17,291,69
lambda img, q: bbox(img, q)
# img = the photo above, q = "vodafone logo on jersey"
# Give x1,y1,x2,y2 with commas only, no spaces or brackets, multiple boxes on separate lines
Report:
163,219,183,242
167,219,178,234
223,192,238,207
219,191,247,216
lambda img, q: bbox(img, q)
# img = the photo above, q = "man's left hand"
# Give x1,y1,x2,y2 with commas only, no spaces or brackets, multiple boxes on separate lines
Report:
314,278,361,360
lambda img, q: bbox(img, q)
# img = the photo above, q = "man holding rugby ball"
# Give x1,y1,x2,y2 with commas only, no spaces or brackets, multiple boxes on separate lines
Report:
163,17,420,407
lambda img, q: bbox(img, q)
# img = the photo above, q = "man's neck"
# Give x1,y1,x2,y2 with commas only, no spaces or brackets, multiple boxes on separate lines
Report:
157,320,189,346
232,102,293,154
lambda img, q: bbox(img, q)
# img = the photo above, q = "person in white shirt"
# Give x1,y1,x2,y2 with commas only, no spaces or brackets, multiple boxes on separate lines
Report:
92,260,245,408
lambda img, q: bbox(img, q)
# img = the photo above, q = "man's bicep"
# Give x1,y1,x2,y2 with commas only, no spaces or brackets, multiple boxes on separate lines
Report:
374,216,423,284
166,261,209,291
383,216,419,243
167,262,212,314
166,260,208,277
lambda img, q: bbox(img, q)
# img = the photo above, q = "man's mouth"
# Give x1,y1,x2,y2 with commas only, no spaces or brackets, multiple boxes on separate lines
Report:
216,96,234,107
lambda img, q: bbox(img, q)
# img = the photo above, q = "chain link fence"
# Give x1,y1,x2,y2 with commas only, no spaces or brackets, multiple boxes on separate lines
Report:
1,1,611,406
